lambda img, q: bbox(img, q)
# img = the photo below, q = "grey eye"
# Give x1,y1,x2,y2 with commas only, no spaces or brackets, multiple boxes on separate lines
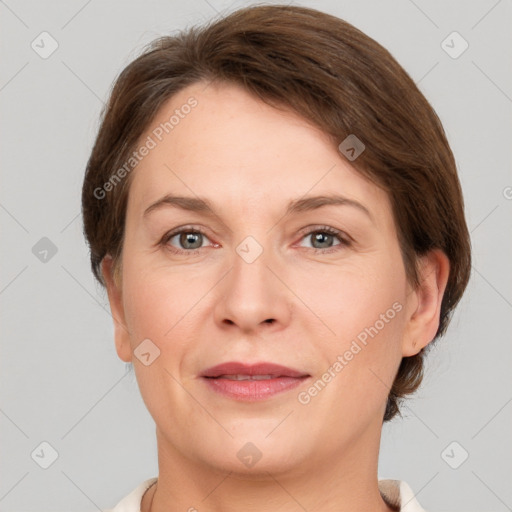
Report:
310,232,335,249
300,231,341,249
169,231,206,250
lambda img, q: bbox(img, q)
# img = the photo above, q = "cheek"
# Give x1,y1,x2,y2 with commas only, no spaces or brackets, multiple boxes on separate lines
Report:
299,254,407,404
120,265,205,416
123,276,169,339
296,252,407,339
124,273,189,340
121,256,217,363
301,304,406,427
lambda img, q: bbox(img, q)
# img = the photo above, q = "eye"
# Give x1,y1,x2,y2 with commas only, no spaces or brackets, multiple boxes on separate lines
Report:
297,226,349,252
160,225,350,255
162,227,213,254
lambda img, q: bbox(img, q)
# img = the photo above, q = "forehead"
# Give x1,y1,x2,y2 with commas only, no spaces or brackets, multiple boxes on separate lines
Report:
126,81,391,222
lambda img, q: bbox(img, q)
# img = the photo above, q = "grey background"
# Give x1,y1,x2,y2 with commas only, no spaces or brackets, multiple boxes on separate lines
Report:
1,0,511,510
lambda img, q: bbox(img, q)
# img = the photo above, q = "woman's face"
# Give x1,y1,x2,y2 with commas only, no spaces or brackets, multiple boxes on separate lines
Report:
104,81,441,476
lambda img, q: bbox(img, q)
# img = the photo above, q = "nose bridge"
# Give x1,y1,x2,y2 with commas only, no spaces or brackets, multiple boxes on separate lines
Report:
232,237,271,295
214,233,291,330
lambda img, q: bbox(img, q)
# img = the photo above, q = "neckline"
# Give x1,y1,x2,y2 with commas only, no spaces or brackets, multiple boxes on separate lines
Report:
132,477,422,512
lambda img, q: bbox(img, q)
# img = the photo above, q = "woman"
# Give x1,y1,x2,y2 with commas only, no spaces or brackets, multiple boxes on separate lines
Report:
82,5,471,511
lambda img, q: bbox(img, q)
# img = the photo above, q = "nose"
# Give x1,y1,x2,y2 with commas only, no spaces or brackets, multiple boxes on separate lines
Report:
214,242,292,333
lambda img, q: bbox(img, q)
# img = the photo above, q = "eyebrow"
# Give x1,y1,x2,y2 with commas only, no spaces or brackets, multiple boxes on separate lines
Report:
143,194,373,221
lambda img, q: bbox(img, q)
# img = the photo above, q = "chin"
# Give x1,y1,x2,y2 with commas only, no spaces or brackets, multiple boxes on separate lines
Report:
194,430,307,477
208,450,303,479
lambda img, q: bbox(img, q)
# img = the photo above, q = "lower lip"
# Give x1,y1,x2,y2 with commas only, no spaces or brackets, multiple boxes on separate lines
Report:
202,376,308,401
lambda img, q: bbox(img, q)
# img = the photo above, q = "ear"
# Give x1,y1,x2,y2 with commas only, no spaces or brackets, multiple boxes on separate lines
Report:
402,249,450,357
101,256,132,363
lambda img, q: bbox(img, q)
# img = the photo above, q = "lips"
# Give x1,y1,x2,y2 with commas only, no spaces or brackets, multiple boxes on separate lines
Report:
201,362,307,378
201,362,310,401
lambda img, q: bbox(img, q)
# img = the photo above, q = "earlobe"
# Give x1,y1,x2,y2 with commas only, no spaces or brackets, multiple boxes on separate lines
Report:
402,250,450,357
101,256,132,363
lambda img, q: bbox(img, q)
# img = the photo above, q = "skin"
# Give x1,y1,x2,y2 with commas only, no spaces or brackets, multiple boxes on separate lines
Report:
102,81,449,512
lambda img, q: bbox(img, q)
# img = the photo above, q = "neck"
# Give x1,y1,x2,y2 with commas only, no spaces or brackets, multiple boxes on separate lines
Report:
143,422,395,512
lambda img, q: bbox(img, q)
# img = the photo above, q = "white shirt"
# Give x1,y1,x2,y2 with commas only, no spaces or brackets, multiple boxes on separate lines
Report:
103,477,428,511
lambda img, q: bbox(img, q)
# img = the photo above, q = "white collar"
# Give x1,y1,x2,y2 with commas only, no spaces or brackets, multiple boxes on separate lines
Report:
105,477,427,512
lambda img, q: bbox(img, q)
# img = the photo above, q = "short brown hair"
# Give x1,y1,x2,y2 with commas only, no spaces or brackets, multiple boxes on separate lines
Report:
82,4,471,422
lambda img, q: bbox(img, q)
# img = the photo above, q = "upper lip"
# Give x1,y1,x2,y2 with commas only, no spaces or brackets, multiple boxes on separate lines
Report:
201,362,309,378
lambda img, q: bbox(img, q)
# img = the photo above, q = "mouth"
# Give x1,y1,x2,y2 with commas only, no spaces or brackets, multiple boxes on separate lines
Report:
200,362,310,401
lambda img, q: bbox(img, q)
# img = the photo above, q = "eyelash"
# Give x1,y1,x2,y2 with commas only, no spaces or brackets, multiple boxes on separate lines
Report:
160,225,351,256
